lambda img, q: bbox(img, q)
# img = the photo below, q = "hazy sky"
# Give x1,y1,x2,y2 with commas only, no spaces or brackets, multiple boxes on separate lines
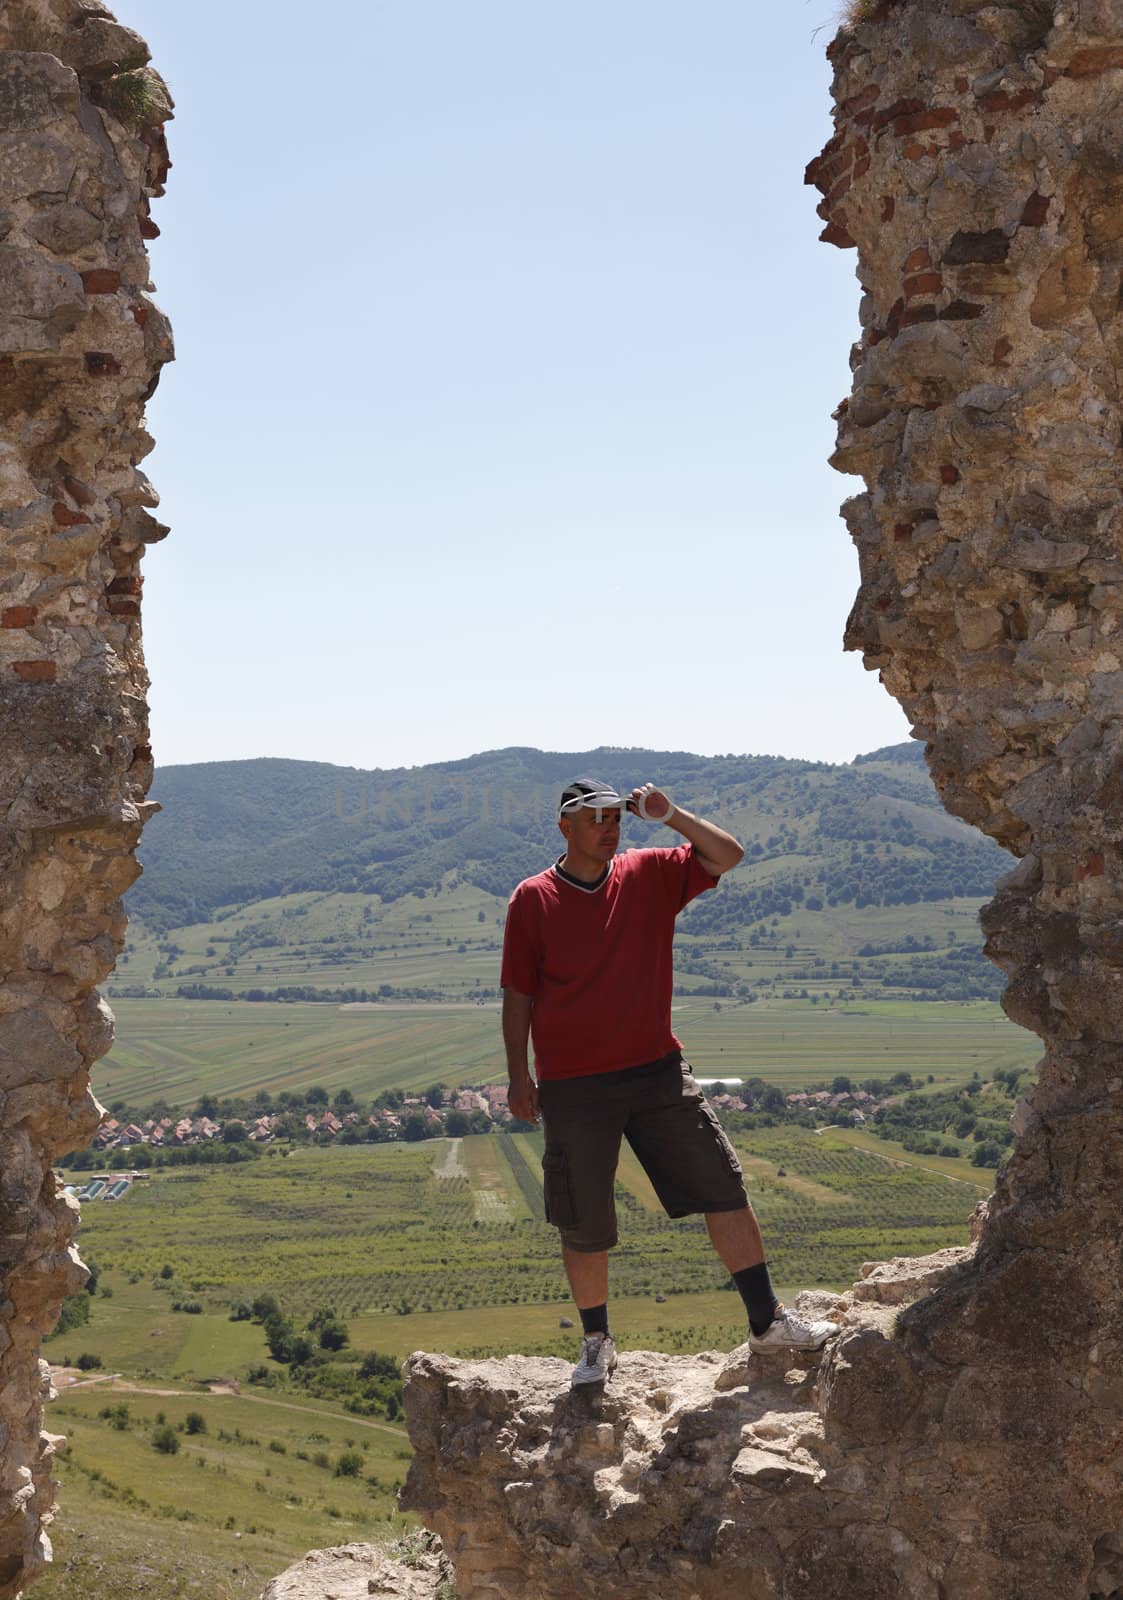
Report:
126,0,911,771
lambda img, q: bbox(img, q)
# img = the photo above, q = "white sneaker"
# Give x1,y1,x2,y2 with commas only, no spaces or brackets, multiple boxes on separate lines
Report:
748,1307,839,1355
571,1331,617,1388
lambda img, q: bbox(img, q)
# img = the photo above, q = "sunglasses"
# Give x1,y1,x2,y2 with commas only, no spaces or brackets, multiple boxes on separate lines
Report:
558,797,630,823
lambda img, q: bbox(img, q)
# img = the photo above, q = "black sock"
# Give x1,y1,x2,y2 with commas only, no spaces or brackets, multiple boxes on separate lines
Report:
733,1263,779,1337
579,1303,609,1337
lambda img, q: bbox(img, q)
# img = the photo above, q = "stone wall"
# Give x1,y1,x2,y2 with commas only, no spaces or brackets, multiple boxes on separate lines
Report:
0,0,170,1591
396,3,1123,1597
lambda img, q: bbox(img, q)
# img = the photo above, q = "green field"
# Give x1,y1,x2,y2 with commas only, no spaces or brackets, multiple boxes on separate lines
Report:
38,1380,413,1600
43,1123,990,1592
96,995,1040,1109
54,1131,985,1351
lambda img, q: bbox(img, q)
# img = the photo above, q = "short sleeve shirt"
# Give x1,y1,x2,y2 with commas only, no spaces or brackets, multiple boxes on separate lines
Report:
499,844,718,1081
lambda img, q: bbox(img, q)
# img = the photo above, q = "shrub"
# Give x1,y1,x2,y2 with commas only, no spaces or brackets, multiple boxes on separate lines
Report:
55,1294,91,1337
76,1352,102,1371
184,1412,207,1435
335,1451,364,1478
153,1424,179,1455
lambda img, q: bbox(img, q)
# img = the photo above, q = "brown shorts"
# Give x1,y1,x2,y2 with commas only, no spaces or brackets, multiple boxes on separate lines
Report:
537,1050,748,1253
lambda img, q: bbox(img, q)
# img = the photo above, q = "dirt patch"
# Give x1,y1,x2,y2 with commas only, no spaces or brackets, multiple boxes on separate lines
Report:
739,1154,853,1207
434,1138,467,1180
472,1189,513,1223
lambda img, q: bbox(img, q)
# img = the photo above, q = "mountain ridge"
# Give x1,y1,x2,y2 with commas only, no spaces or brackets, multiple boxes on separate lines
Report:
117,742,1012,1006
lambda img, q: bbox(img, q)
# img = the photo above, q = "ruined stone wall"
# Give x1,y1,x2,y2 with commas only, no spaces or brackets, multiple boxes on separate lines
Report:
0,1,170,1590
394,4,1123,1598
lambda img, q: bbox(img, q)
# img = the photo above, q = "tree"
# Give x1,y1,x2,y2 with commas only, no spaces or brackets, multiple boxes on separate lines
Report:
445,1110,470,1137
184,1411,207,1435
424,1084,446,1109
306,1086,329,1107
316,1318,349,1351
401,1112,431,1142
264,1311,294,1361
287,1333,315,1366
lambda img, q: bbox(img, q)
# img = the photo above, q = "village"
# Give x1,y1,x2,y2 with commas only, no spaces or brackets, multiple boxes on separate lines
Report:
87,1078,875,1161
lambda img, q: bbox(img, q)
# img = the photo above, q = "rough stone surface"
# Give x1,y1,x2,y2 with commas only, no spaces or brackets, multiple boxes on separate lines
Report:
0,0,170,1591
261,1535,454,1600
395,1264,975,1600
386,4,1123,1598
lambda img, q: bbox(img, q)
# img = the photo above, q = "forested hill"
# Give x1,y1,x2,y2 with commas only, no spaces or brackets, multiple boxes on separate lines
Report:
130,741,1008,934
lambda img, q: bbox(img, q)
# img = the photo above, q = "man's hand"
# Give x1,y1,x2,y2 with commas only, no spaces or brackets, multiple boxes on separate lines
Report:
627,782,675,824
507,1073,539,1125
629,784,745,877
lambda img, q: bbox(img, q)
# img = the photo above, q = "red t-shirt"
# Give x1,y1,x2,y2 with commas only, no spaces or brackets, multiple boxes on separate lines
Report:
499,844,718,1081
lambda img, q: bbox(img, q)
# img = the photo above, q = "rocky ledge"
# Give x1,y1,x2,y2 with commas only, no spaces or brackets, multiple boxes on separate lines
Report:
263,1248,986,1600
260,1531,454,1600
399,1253,970,1600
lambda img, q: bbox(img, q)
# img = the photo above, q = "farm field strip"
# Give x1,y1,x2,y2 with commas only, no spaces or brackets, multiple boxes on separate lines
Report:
614,1144,662,1211
816,1126,993,1190
463,1132,525,1223
736,1151,852,1207
53,1373,410,1439
97,997,1040,1108
347,1289,775,1362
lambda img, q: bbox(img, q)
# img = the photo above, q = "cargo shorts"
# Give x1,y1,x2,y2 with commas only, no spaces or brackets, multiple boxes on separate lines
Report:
537,1049,748,1253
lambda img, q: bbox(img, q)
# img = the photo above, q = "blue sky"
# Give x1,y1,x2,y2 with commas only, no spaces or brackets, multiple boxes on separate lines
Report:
126,0,911,771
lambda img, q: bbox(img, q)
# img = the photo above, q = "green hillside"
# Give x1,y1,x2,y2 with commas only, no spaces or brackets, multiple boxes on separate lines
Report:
115,742,1011,1006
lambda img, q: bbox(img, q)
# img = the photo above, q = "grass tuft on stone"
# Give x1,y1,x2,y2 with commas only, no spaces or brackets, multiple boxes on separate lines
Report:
841,0,882,24
96,68,171,131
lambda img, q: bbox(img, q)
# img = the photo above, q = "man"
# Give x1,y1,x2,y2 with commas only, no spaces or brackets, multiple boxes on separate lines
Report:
501,776,839,1387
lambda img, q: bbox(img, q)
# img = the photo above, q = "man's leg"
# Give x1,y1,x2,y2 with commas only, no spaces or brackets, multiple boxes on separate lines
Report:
705,1205,766,1272
705,1206,779,1336
562,1245,609,1331
538,1073,626,1381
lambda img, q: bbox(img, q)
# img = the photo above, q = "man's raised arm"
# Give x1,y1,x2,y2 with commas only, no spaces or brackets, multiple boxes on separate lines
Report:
628,782,744,878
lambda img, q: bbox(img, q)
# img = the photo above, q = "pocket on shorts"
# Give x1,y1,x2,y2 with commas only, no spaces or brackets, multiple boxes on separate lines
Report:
679,1060,704,1100
541,1150,578,1228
